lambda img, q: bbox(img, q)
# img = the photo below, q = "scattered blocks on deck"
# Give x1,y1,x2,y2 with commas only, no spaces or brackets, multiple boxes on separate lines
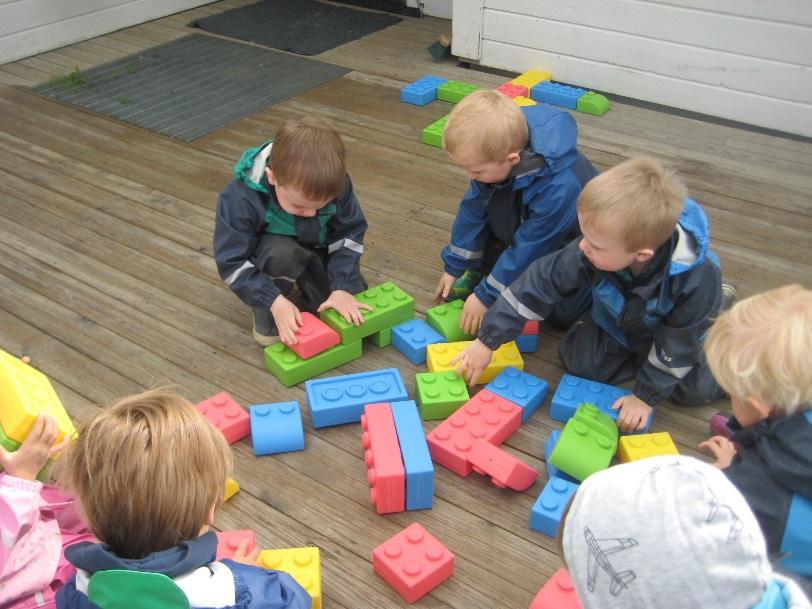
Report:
529,568,582,609
415,371,469,420
426,299,476,342
264,340,362,387
551,374,631,424
257,547,322,609
320,282,414,345
250,401,305,455
288,312,340,360
362,403,406,514
549,404,618,482
422,115,448,148
576,91,610,116
485,366,548,422
427,340,523,384
437,80,478,103
400,75,448,106
392,319,445,364
195,392,250,444
468,439,538,491
530,477,579,536
543,430,579,484
391,400,434,511
216,530,256,561
617,432,678,463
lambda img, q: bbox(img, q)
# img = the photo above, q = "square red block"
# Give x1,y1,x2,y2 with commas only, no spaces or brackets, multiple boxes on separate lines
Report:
362,403,405,514
196,392,250,444
497,82,529,98
373,523,454,603
522,320,539,335
530,568,582,609
215,529,256,561
290,312,341,360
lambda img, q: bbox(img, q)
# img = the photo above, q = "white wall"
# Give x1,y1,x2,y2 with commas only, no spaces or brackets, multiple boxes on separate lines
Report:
0,0,216,65
452,0,812,137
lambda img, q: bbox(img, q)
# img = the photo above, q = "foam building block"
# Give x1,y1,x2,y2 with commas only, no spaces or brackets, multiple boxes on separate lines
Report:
371,326,392,348
531,82,586,110
516,334,539,353
306,367,408,428
425,300,475,342
523,321,539,334
467,439,538,491
422,115,448,148
372,523,455,603
391,400,434,510
780,493,812,578
264,340,362,387
549,404,618,481
223,477,240,502
437,80,478,103
529,568,582,609
427,390,522,476
216,530,256,561
257,547,322,609
530,477,579,536
321,282,414,345
249,401,305,455
0,349,75,443
617,432,678,463
542,430,579,484
427,340,523,384
392,319,445,365
485,367,548,422
400,75,448,106
288,312,340,360
497,82,528,98
0,422,20,452
415,371,469,420
361,403,405,514
513,96,537,107
576,91,610,116
512,69,552,89
195,392,250,444
551,374,633,424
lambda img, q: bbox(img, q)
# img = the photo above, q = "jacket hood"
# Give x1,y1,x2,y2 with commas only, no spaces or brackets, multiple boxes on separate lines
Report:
512,104,579,188
668,197,717,277
233,140,273,194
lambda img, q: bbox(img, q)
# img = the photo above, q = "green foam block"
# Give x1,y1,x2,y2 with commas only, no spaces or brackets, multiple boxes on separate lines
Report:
320,282,414,345
426,300,476,342
265,340,362,387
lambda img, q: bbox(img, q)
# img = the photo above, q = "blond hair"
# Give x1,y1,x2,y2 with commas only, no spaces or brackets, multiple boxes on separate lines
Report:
443,90,528,162
270,117,347,201
62,388,233,559
705,284,812,414
578,157,686,251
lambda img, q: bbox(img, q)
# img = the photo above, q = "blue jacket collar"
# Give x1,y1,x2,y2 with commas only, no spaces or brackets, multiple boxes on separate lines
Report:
512,104,579,189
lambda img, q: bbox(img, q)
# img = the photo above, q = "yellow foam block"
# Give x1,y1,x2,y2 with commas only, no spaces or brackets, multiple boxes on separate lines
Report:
257,547,321,609
223,477,240,502
617,432,679,463
513,96,537,107
512,69,552,89
0,349,75,443
426,340,523,384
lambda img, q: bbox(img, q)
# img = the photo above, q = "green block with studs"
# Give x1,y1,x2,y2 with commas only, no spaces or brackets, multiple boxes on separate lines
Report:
320,282,415,345
576,91,609,116
422,115,448,148
264,340,362,387
426,300,476,342
548,403,618,481
415,371,470,420
371,326,392,347
437,80,479,103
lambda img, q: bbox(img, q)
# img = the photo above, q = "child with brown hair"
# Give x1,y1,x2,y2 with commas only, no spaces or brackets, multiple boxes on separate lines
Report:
215,117,370,346
56,389,311,609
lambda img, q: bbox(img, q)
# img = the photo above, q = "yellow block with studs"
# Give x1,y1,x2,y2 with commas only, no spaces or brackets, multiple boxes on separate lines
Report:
617,432,679,463
514,96,537,106
257,547,321,609
426,340,523,384
223,477,240,502
512,69,552,89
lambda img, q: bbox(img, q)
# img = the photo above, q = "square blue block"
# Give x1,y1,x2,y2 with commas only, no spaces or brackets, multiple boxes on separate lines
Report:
305,368,408,428
530,476,579,536
400,75,448,106
543,430,579,484
392,319,446,365
250,402,305,455
551,374,652,433
485,366,548,422
530,81,586,110
391,400,434,510
516,333,538,353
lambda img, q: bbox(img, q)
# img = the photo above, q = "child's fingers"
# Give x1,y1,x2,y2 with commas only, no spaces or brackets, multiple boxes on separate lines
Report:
49,433,72,458
40,415,59,446
611,396,624,411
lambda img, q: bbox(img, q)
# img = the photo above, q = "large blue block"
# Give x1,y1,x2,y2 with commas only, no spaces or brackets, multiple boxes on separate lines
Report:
516,333,538,353
249,402,305,455
530,81,586,110
485,366,548,422
392,319,446,365
552,375,652,433
780,493,812,577
542,430,579,484
305,368,408,428
530,476,579,536
391,400,434,510
400,75,448,106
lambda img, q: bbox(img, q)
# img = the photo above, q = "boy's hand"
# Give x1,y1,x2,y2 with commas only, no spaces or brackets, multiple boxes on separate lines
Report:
698,436,737,469
317,290,373,326
0,414,68,481
434,272,456,304
461,293,487,335
611,395,653,432
451,339,494,386
232,538,260,565
270,296,303,346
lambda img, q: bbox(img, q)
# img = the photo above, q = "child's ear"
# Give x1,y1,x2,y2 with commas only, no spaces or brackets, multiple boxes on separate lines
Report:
506,151,521,166
745,396,773,420
206,501,216,526
265,166,277,186
633,248,656,264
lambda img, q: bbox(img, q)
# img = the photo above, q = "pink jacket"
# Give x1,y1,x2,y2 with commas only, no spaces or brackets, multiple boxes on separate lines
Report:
0,473,93,609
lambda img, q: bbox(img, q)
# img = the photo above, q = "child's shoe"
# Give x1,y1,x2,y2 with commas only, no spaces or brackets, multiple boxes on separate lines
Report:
447,270,482,301
251,306,279,347
721,281,737,312
709,412,735,441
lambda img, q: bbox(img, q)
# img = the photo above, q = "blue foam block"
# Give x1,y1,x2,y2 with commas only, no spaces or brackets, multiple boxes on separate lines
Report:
516,333,538,353
779,493,812,577
485,366,548,422
249,402,305,455
530,476,579,536
530,81,586,110
551,374,652,433
391,400,434,510
392,319,446,365
542,430,579,484
400,75,448,106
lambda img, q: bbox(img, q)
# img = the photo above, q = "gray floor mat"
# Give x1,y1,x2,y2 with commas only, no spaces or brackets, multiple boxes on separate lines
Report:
33,34,350,141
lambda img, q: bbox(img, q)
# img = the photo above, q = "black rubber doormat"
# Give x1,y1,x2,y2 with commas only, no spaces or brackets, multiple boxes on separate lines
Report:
32,34,350,142
191,0,402,56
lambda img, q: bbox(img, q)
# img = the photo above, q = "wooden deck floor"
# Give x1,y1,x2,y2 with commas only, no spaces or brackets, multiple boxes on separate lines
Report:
1,2,810,607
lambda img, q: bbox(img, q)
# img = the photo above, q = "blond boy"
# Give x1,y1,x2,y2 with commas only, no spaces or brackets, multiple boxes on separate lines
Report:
214,117,369,346
56,389,311,609
454,157,724,431
700,285,812,572
435,90,596,334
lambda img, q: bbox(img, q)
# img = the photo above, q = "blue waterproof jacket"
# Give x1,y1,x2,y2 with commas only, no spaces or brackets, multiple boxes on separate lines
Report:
441,103,597,306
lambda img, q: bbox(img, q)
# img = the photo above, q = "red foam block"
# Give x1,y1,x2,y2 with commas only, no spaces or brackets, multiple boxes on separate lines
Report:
196,392,250,444
289,312,341,360
362,403,405,514
530,569,582,609
467,438,539,490
215,529,256,561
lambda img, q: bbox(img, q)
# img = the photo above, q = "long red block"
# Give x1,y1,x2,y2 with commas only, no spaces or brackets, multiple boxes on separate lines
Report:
373,523,454,603
467,439,538,490
362,403,405,514
216,529,256,561
289,312,341,360
196,392,250,444
530,569,582,609
426,390,522,477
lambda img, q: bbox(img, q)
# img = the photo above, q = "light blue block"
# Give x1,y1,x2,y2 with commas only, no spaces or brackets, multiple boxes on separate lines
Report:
516,333,538,353
543,430,579,484
392,319,446,365
400,75,448,106
779,493,812,578
530,81,586,110
551,375,652,433
530,476,579,536
391,400,434,510
485,366,548,422
305,368,408,428
249,402,305,455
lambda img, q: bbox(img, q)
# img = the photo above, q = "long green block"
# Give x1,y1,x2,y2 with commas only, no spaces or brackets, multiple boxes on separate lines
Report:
371,326,392,347
426,300,476,342
548,403,618,481
422,115,448,148
576,91,609,116
264,340,362,387
415,371,470,420
320,282,414,345
437,80,478,103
